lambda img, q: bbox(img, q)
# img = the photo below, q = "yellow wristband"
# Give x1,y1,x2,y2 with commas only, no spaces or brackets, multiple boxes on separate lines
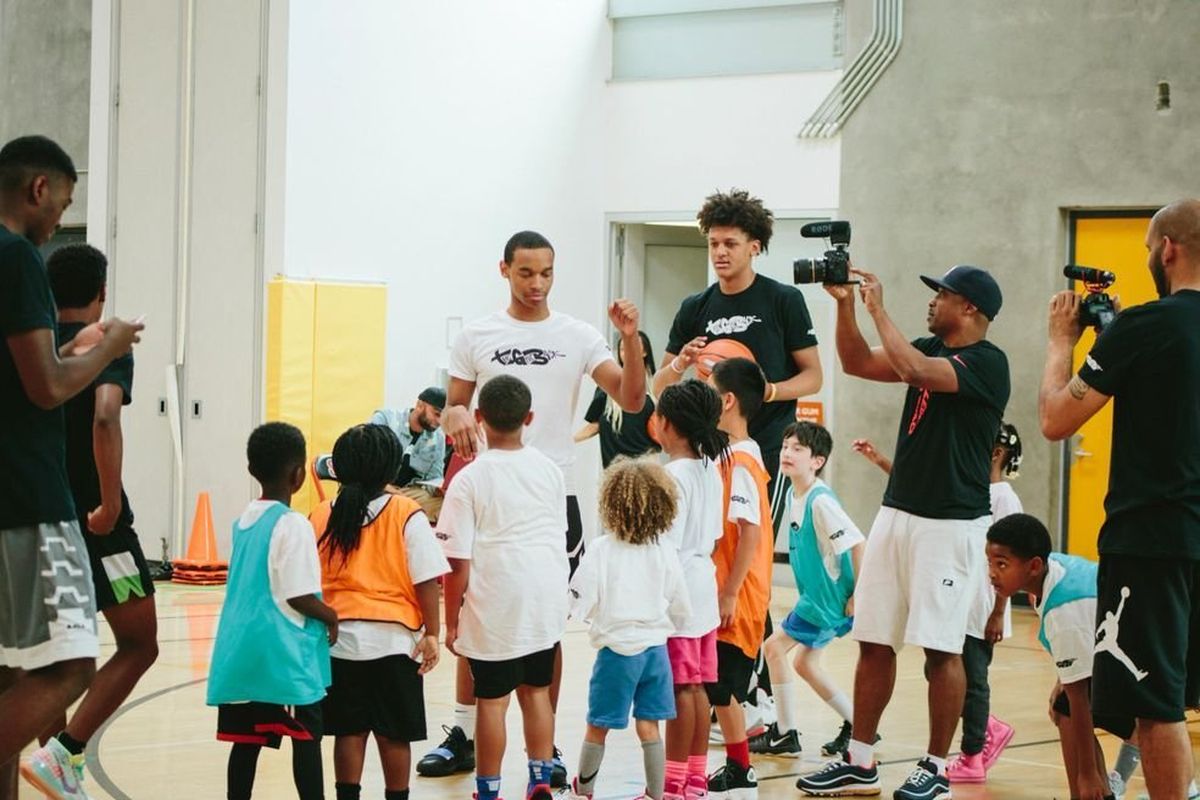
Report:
767,382,778,402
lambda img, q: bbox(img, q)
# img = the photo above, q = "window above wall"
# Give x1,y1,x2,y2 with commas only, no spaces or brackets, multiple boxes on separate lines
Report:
609,0,843,81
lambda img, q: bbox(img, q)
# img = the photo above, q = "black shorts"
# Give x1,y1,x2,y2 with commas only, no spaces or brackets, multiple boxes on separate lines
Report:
1052,678,1135,741
704,641,757,707
322,655,427,741
469,644,558,700
567,495,583,577
217,701,322,748
1092,553,1200,734
81,520,156,612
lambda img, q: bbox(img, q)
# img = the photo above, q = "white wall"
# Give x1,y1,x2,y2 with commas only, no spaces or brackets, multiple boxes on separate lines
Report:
283,2,843,530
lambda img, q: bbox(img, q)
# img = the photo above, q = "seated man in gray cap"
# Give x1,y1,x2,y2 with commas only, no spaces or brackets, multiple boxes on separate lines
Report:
370,386,448,521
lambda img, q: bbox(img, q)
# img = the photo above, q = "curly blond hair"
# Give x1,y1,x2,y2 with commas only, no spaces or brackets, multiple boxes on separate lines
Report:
598,457,678,545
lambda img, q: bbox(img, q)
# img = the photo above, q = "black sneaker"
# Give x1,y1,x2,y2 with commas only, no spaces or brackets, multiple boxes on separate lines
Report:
892,759,949,800
415,725,475,777
707,757,758,799
749,722,801,757
821,722,883,758
551,746,568,788
795,755,881,796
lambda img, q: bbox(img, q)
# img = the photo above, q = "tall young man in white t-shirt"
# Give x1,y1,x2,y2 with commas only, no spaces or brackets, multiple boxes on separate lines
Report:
417,231,645,785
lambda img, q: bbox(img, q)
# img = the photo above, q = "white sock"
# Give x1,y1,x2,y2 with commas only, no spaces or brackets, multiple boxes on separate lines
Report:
1189,779,1198,798
825,690,853,723
774,680,800,733
847,738,874,767
923,754,947,775
454,702,476,741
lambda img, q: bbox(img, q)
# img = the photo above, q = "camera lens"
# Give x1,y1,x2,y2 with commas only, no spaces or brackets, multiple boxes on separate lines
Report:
793,258,826,285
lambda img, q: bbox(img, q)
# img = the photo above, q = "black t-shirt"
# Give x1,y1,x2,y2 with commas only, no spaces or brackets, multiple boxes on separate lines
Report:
57,321,135,530
666,274,818,457
1078,290,1200,559
0,225,76,528
583,388,659,469
883,337,1010,520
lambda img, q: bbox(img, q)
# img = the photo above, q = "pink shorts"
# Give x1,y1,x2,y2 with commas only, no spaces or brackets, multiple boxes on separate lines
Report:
667,630,718,685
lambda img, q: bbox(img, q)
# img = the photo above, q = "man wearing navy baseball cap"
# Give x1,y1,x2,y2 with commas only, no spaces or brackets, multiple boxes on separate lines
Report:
797,263,1009,800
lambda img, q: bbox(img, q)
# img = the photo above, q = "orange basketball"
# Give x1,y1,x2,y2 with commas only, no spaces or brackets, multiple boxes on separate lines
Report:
694,338,756,379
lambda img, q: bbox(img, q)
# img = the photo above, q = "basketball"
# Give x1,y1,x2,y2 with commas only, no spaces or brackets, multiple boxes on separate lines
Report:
694,338,756,379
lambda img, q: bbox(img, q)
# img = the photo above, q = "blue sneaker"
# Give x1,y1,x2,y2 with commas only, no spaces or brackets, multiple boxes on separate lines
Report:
551,747,568,788
795,755,880,796
892,759,949,800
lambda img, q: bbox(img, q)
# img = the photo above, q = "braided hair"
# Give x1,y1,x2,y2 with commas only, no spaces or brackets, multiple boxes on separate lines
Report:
318,424,403,566
656,379,729,463
995,421,1022,478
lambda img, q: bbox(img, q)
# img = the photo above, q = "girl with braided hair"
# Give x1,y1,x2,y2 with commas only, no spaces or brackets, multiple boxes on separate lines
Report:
310,423,450,800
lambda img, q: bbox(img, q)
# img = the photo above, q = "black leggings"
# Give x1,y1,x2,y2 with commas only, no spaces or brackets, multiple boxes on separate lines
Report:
227,703,324,800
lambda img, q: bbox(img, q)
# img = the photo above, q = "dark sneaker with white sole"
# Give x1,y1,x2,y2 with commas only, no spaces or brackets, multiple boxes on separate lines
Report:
551,746,568,788
795,755,881,796
707,757,758,799
892,759,950,800
748,722,801,757
416,725,475,777
821,721,884,758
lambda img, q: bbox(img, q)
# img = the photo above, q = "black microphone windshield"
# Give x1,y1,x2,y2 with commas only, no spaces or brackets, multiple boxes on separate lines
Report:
801,220,851,240
1063,265,1116,284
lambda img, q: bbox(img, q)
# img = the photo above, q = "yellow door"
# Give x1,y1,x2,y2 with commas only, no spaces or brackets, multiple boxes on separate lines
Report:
1066,214,1157,558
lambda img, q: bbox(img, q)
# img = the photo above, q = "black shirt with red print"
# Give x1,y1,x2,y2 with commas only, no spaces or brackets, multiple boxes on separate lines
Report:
882,337,1010,520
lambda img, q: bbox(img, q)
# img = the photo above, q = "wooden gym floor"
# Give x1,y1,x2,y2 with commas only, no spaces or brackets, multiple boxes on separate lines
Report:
18,583,1200,799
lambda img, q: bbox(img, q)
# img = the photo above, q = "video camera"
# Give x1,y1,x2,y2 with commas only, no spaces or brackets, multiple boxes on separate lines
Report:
794,221,852,285
1063,265,1117,332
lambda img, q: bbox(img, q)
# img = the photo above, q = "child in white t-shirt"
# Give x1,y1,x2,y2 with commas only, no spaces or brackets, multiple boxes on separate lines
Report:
438,375,569,800
567,458,691,800
756,422,865,760
652,379,729,798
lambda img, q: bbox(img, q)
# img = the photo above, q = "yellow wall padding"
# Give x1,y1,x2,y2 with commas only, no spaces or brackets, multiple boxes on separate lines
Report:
264,276,386,513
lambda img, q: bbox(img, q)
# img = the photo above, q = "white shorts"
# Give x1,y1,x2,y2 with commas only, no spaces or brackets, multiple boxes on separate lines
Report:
0,521,99,670
851,507,989,654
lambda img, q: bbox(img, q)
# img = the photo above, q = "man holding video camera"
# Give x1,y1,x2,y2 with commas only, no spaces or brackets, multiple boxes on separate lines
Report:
1040,199,1200,800
796,263,1008,799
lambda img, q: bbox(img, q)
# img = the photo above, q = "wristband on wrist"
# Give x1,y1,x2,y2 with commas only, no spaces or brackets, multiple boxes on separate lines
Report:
767,382,778,402
669,355,686,374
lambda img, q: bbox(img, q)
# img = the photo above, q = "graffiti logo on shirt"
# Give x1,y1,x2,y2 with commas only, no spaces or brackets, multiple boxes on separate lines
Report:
705,315,761,336
491,347,565,366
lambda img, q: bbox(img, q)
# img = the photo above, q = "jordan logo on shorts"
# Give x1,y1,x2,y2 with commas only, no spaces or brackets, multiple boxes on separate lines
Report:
1095,586,1149,682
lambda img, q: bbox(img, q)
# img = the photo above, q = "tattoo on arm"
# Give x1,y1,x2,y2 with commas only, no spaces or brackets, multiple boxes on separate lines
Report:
1068,375,1089,400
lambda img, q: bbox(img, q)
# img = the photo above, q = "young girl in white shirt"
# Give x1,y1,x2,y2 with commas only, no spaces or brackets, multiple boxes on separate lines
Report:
652,379,730,799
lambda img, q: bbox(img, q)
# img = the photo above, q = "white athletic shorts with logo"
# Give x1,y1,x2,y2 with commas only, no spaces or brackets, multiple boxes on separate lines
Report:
0,521,99,670
851,507,990,654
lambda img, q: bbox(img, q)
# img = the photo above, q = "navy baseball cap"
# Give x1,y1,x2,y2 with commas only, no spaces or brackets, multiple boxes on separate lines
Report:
418,386,447,410
920,265,1003,320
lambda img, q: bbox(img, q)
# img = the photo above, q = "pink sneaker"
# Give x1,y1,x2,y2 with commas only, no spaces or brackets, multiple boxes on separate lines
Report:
945,751,987,783
684,773,709,800
981,715,1014,769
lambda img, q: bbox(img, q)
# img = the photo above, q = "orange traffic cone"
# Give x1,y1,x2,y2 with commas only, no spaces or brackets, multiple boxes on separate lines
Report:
172,492,228,585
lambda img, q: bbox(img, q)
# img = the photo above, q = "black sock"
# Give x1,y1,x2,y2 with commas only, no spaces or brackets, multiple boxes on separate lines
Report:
55,732,86,756
335,783,362,800
384,790,409,800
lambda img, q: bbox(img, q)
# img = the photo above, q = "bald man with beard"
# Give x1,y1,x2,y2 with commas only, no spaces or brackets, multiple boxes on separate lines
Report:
1040,199,1200,800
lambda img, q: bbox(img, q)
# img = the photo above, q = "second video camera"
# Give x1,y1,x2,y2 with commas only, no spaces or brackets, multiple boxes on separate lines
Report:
1063,265,1117,331
794,220,852,285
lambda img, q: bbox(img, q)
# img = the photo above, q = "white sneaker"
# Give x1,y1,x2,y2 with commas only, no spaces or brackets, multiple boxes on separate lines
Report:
1108,770,1125,799
20,738,90,799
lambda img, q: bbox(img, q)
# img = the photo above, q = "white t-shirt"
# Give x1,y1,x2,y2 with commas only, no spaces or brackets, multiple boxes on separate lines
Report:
662,457,725,637
1035,558,1096,685
331,495,451,662
448,310,614,492
727,439,764,526
966,481,1024,639
237,500,322,630
568,535,691,656
437,446,569,660
790,479,865,581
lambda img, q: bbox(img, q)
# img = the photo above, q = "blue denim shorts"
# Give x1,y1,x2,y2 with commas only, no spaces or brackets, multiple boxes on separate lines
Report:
586,644,676,729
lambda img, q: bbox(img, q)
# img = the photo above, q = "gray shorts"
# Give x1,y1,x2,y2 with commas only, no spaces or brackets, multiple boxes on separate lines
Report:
0,521,99,670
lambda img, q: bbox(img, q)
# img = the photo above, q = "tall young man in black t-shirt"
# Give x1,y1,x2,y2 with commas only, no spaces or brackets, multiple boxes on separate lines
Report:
21,244,160,797
0,136,143,791
654,190,823,727
797,264,1008,799
1040,199,1200,800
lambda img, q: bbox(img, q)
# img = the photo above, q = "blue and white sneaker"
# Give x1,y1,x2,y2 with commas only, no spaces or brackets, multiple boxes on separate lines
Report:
551,746,568,788
893,759,950,800
795,755,881,796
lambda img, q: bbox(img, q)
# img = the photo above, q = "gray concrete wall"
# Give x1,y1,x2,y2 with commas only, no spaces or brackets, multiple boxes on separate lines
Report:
0,0,91,227
834,0,1200,541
